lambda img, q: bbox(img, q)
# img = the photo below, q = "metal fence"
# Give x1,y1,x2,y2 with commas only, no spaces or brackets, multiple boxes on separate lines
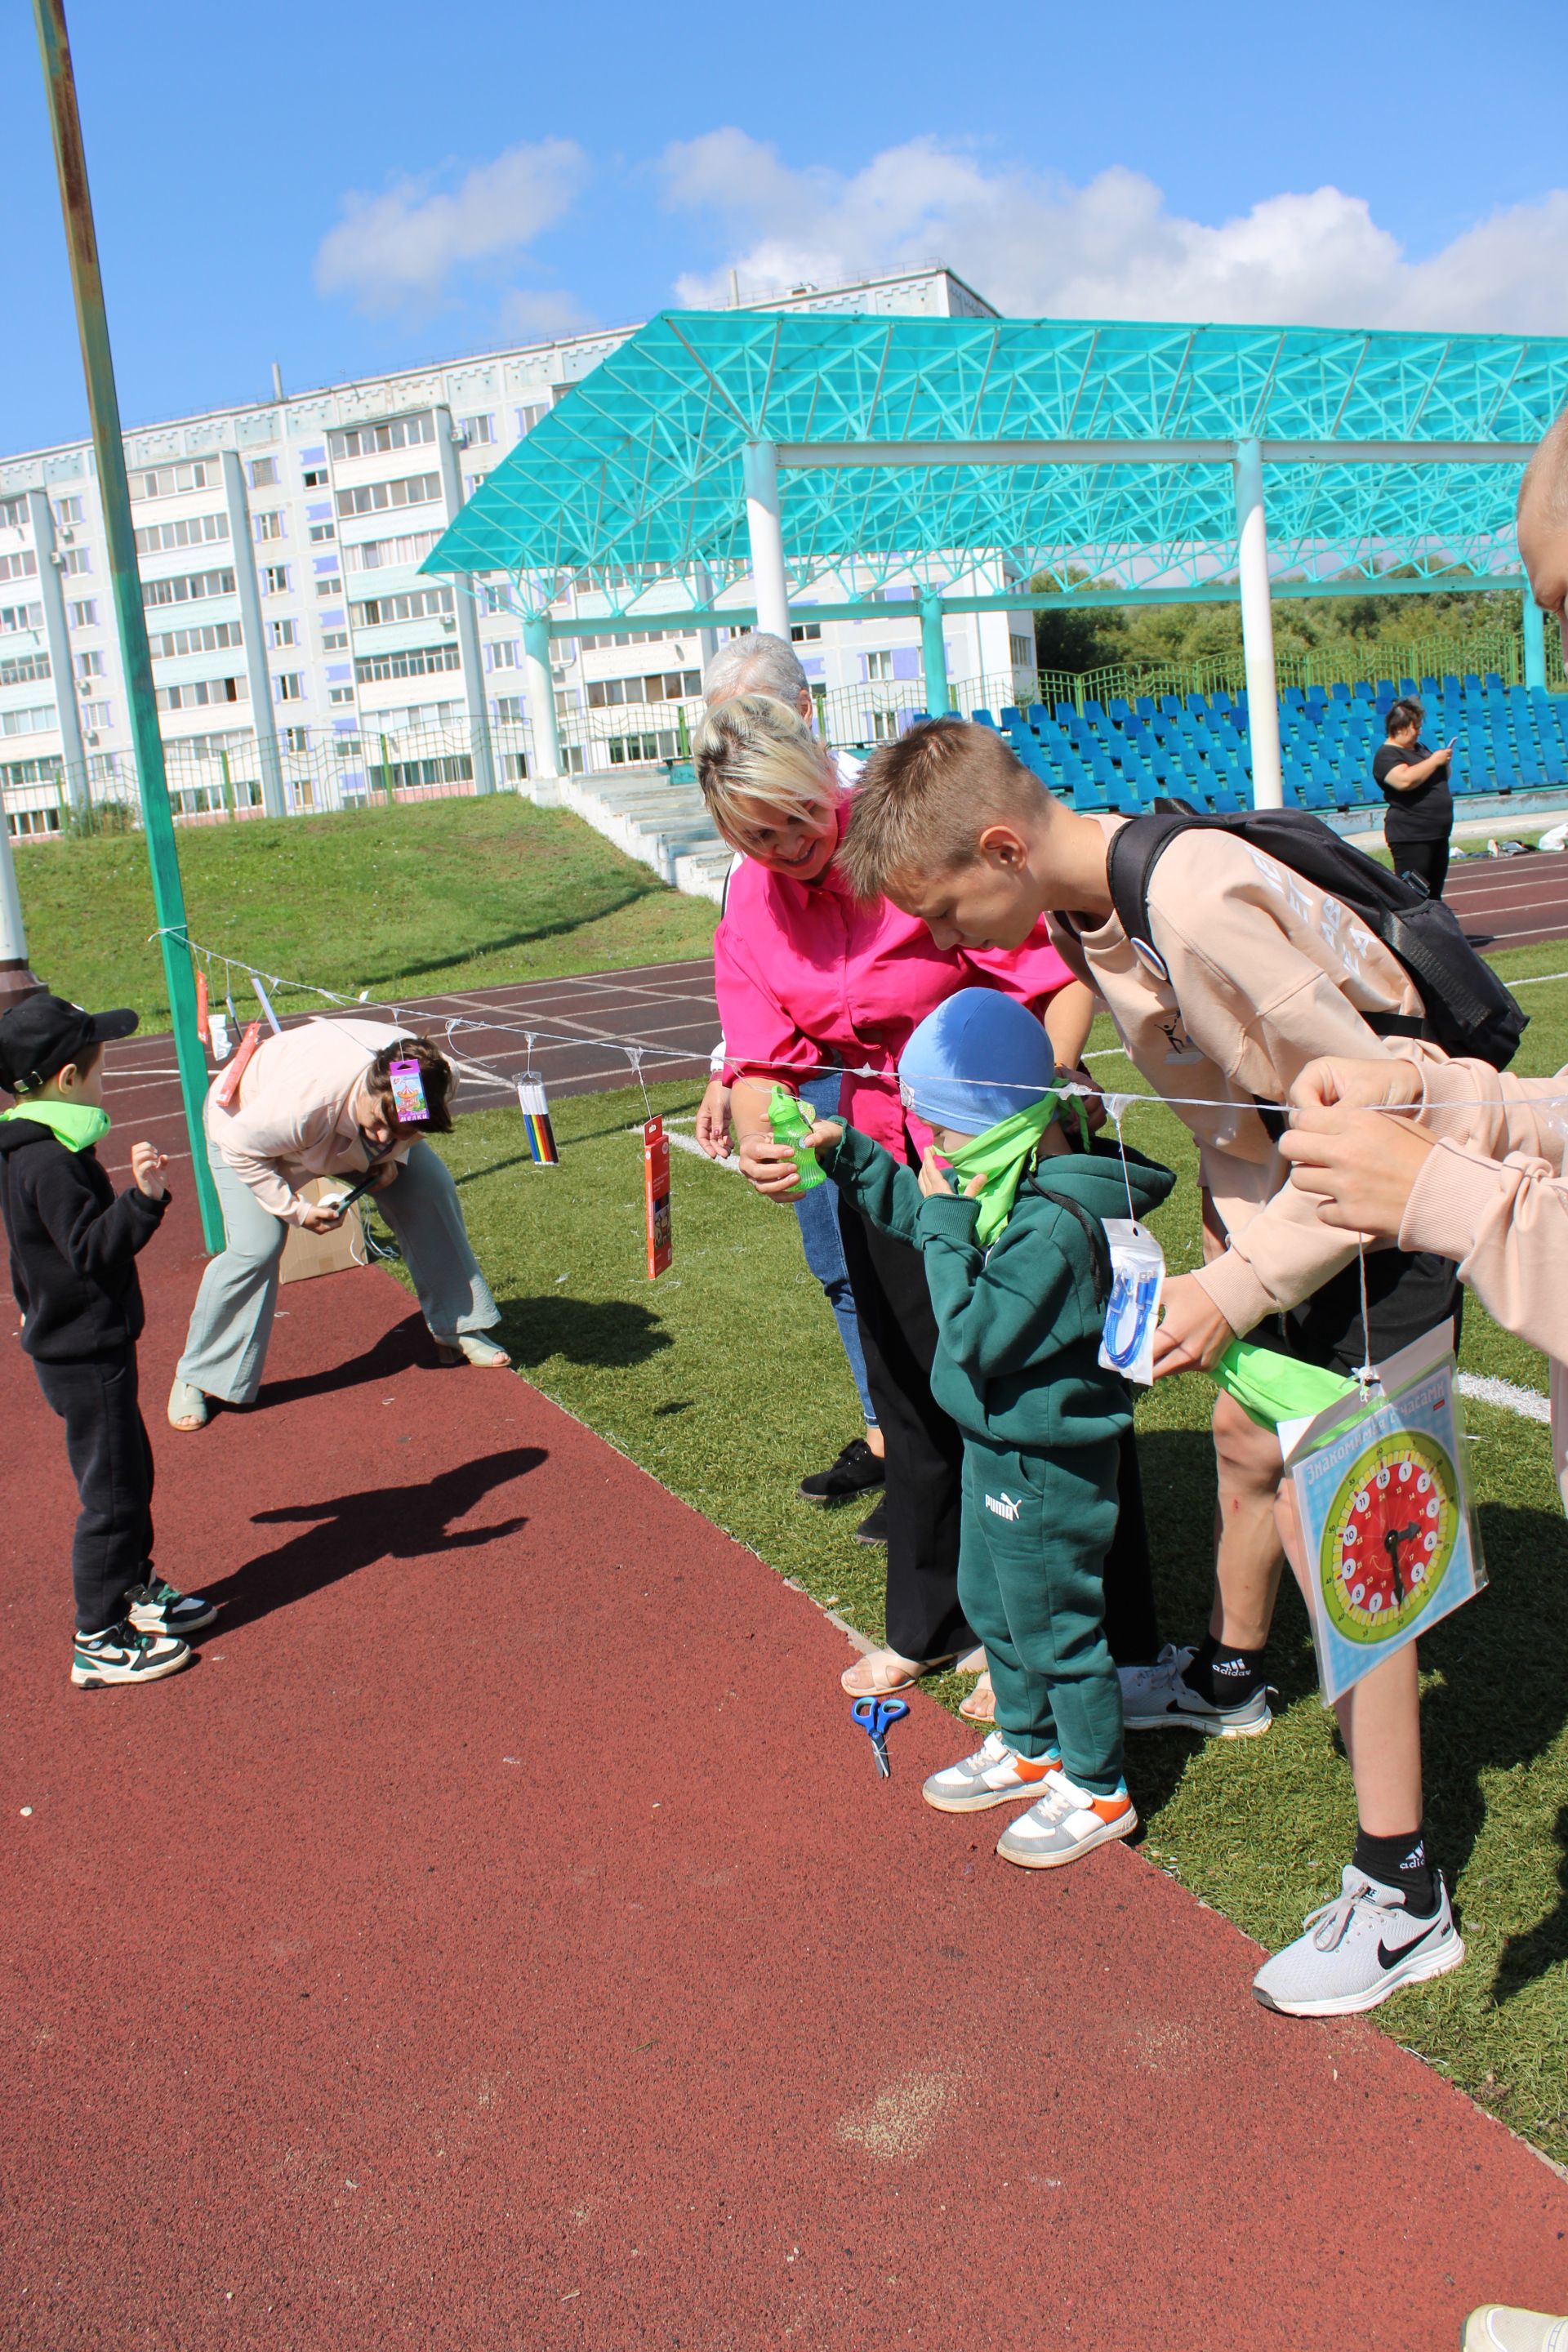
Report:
5,622,1561,844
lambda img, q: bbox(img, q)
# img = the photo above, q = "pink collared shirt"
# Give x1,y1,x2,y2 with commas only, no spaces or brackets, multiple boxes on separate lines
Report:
715,813,1074,1164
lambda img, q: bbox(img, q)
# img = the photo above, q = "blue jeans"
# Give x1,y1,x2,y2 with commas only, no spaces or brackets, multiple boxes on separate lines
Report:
795,1068,876,1428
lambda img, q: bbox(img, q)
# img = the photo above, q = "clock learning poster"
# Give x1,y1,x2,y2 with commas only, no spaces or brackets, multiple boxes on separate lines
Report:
1285,1329,1486,1708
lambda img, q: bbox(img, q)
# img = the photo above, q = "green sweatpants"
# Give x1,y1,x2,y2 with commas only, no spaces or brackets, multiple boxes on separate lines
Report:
958,1435,1125,1795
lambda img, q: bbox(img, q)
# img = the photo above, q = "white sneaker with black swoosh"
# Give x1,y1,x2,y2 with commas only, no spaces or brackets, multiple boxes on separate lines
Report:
1252,1865,1464,2017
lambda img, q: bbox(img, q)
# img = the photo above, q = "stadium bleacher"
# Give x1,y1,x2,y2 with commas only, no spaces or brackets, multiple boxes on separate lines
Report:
958,674,1568,818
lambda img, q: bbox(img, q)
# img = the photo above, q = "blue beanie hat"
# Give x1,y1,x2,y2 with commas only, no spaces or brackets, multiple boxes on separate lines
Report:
898,987,1060,1135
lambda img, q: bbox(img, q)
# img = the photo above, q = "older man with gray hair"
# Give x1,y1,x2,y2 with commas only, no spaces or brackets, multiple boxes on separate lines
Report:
694,634,889,1545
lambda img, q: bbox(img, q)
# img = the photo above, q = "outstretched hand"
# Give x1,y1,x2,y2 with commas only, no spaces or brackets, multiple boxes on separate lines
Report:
1280,1104,1436,1239
1288,1055,1423,1117
1151,1272,1234,1377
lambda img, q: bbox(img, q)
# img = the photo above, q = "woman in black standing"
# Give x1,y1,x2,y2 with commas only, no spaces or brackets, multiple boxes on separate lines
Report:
1372,697,1458,899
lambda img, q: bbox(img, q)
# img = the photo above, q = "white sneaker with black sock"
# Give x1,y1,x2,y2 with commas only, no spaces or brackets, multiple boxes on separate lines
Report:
1252,1864,1464,2016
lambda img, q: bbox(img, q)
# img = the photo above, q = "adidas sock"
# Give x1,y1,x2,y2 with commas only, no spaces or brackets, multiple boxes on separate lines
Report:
1352,1824,1439,1918
1184,1634,1267,1708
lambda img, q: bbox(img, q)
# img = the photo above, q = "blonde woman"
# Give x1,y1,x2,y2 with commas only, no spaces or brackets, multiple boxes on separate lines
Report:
168,1019,506,1431
694,691,1095,1698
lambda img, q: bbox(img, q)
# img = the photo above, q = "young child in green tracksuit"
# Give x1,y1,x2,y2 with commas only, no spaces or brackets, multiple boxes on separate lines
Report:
800,987,1174,1869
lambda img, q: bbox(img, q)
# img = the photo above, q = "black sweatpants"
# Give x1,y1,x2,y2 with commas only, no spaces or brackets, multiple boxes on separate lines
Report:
835,1193,1160,1667
1389,835,1450,902
32,1348,154,1634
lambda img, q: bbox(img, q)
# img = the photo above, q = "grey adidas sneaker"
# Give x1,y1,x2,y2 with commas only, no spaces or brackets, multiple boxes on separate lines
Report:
921,1731,1059,1814
1252,1865,1465,2017
995,1771,1138,1869
1119,1642,1272,1738
127,1579,217,1637
71,1621,192,1689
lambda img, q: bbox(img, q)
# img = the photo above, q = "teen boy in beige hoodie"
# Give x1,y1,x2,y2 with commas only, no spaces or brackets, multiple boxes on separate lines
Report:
840,719,1464,2017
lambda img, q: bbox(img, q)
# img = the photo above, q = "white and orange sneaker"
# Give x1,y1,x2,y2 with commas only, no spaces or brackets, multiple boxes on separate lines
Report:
921,1732,1060,1815
995,1770,1137,1868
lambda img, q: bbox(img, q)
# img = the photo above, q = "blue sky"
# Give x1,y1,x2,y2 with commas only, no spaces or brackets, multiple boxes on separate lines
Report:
2,0,1563,455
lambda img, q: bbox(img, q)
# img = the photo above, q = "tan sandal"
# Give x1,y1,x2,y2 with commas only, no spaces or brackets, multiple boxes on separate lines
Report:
433,1333,511,1368
167,1377,208,1432
840,1647,957,1698
959,1669,996,1724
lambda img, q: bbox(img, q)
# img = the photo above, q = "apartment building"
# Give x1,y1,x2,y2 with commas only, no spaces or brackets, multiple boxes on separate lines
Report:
0,266,1037,832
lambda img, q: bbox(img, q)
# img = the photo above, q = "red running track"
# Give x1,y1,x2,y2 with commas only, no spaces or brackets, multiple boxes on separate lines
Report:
6,1183,1568,2348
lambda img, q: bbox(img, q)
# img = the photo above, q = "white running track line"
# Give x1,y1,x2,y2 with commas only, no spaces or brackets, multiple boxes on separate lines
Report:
1457,1371,1552,1424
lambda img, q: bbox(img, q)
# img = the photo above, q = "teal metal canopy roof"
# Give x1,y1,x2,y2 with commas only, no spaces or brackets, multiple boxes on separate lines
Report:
424,311,1568,612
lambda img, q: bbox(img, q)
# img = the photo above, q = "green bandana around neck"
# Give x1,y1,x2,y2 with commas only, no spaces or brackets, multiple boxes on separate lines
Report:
1211,1339,1359,1436
944,1092,1085,1246
1,1096,112,1152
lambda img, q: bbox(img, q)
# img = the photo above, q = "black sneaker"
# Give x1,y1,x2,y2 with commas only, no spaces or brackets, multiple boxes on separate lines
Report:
127,1579,218,1637
71,1620,192,1688
853,1498,890,1547
798,1438,886,1506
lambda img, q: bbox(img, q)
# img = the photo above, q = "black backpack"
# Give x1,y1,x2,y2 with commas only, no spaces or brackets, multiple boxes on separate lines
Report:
1105,804,1526,1071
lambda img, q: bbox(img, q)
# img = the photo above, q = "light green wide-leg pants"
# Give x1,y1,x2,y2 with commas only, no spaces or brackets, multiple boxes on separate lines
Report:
176,1140,499,1405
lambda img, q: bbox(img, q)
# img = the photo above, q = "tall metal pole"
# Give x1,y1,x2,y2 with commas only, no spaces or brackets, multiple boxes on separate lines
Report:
918,588,951,717
32,0,223,1248
1233,437,1284,810
1522,586,1548,693
742,441,791,642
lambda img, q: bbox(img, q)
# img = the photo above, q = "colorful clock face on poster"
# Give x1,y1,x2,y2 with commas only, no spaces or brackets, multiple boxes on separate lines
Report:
1317,1430,1459,1643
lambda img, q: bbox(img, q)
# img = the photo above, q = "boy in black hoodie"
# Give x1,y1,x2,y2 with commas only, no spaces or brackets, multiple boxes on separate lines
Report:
0,992,214,1686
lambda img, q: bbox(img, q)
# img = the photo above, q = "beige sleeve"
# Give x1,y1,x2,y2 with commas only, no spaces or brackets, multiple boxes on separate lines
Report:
1400,1136,1568,1364
1414,1058,1568,1164
216,1102,337,1225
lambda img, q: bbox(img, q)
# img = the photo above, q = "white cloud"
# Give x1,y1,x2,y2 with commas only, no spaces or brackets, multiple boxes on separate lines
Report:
315,140,590,315
662,131,1568,335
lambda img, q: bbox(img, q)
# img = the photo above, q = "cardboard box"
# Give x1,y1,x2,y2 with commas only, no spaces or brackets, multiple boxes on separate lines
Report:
278,1176,367,1285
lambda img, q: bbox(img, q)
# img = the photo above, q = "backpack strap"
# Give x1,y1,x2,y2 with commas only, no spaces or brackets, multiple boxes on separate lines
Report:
1104,809,1210,975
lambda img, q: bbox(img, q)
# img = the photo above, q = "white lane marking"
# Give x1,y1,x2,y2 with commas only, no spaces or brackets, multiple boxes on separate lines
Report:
1457,1371,1552,1424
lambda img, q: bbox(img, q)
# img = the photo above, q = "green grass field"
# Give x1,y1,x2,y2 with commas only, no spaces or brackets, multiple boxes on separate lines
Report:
384,938,1568,2164
11,796,717,1028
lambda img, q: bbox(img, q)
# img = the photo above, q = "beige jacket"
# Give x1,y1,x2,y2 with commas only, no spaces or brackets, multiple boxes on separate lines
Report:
1050,815,1432,1335
206,1017,412,1223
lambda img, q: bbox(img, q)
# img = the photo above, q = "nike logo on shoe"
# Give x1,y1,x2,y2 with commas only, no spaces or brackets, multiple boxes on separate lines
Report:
1377,1913,1446,1971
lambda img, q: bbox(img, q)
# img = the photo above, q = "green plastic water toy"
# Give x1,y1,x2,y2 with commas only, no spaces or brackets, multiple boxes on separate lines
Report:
768,1085,827,1192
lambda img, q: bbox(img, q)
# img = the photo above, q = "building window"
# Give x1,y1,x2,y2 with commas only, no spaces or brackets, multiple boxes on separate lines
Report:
134,513,227,556
130,459,220,501
302,466,329,489
1,704,55,737
154,675,247,711
321,629,349,651
281,725,310,751
315,575,342,597
459,413,495,445
308,522,336,544
1009,632,1034,671
267,618,298,649
328,685,356,705
273,673,304,702
491,696,524,724
342,530,441,573
790,621,822,642
335,474,442,519
463,474,488,499
149,620,243,659
249,457,278,489
262,565,292,595
484,641,519,671
1,601,46,634
327,413,435,462
68,599,97,628
865,649,895,682
253,511,285,543
515,402,550,434
351,587,453,627
354,643,462,684
143,567,235,608
0,651,51,688
0,496,26,529
59,548,91,576
73,649,103,681
0,551,39,585
53,496,84,526
586,668,702,709
79,701,113,732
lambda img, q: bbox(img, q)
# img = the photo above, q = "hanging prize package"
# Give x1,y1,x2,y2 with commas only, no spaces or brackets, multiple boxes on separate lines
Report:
1283,1322,1485,1708
214,1020,262,1109
194,969,212,1048
209,1010,232,1062
768,1085,826,1192
252,976,283,1036
644,1115,672,1278
388,1057,429,1125
517,1076,559,1166
1098,1220,1165,1388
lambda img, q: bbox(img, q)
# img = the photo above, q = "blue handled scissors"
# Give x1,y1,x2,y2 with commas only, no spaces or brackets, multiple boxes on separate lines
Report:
852,1695,909,1778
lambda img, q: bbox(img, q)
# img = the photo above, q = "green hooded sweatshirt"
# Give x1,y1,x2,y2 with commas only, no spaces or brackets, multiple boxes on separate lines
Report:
820,1125,1176,1455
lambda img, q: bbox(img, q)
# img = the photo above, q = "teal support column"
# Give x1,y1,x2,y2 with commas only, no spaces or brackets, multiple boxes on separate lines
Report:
26,487,89,812
32,0,224,1251
219,451,286,817
434,405,496,795
918,590,950,717
1523,586,1547,692
523,613,563,803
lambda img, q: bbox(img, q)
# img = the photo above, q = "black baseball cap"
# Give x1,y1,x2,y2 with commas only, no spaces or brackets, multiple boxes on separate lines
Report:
0,993,139,1095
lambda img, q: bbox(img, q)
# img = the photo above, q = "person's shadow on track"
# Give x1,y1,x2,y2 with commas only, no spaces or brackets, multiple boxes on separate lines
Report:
206,1446,545,1633
252,1311,448,1410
